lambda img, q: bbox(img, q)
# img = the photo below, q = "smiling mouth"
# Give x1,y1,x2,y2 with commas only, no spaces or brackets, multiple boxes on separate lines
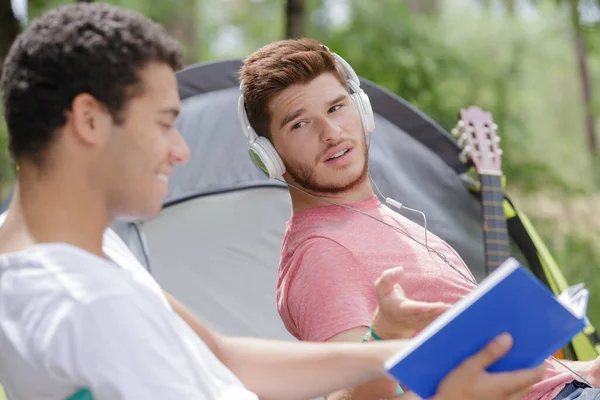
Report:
157,174,169,184
326,149,350,161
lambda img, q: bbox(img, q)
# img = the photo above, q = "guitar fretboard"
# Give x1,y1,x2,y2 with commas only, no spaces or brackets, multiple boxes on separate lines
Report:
480,174,510,275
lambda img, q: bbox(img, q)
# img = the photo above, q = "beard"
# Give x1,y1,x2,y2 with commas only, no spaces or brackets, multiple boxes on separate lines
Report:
283,135,369,195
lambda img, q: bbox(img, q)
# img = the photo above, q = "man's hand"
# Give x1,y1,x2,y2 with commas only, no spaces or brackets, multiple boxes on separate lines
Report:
555,354,600,388
433,333,546,400
371,267,451,339
582,356,600,387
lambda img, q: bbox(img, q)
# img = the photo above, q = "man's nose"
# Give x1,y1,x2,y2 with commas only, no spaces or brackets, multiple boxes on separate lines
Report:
169,129,190,165
320,117,342,142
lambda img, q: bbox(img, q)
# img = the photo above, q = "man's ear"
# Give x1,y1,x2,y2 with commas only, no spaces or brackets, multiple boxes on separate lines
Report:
69,93,112,146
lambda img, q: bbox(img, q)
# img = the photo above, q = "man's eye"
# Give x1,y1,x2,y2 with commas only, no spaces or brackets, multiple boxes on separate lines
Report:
329,105,342,113
292,121,307,130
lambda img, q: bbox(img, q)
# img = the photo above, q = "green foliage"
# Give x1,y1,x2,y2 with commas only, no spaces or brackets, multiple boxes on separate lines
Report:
312,0,599,194
532,216,600,327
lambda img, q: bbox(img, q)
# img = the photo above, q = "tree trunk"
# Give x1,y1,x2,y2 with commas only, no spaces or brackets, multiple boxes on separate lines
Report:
285,0,305,39
573,36,597,155
569,1,598,160
0,0,21,78
505,0,515,15
403,0,439,14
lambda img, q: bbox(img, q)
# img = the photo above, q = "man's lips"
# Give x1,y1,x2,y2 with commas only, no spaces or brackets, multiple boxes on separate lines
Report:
323,145,352,162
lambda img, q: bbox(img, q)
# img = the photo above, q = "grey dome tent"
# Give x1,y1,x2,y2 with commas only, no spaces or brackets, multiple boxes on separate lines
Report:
1,59,598,361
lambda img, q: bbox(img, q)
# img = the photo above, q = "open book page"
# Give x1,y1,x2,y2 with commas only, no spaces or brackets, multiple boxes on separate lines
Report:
558,283,589,320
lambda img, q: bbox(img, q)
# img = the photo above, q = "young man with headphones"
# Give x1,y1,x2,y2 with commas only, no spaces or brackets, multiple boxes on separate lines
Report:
238,38,600,399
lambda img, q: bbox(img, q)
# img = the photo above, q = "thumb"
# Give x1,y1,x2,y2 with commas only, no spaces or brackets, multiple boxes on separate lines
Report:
465,333,513,370
375,267,405,301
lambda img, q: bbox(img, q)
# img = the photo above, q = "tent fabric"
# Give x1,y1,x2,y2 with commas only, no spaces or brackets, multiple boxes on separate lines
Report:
140,186,294,340
157,59,490,277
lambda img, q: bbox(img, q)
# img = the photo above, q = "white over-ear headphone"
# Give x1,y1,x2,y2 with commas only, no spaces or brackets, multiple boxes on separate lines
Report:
237,46,376,179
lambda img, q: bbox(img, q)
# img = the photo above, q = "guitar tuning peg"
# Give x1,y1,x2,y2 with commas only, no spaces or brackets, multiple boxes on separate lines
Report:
457,120,464,127
492,123,498,130
457,134,467,148
451,127,459,137
494,137,501,143
459,147,470,164
497,149,504,155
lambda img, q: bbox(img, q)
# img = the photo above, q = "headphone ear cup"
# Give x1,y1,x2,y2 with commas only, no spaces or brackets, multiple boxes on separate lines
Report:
251,136,286,179
358,91,375,133
351,92,376,135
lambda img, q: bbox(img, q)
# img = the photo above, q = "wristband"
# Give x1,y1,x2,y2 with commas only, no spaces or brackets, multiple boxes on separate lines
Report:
364,328,403,395
370,326,383,341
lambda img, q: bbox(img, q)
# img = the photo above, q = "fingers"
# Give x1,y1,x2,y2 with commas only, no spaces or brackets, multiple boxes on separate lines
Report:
375,267,405,301
463,333,513,370
488,363,546,396
388,299,451,324
400,299,451,314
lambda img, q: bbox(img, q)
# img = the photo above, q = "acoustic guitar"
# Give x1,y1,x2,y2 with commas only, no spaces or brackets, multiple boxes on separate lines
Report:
452,106,509,276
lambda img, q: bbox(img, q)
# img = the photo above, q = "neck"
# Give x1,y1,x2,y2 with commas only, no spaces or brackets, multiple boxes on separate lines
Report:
0,169,109,257
288,178,375,215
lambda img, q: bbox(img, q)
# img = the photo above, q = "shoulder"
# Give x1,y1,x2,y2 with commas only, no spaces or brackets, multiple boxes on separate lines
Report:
1,243,128,298
0,246,165,363
0,244,165,336
2,243,154,308
278,236,366,300
283,236,359,270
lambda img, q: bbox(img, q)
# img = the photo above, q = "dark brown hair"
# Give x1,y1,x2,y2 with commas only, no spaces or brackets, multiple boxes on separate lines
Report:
239,38,347,140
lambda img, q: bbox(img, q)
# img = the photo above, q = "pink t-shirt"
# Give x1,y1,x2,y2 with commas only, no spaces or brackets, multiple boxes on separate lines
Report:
276,195,574,400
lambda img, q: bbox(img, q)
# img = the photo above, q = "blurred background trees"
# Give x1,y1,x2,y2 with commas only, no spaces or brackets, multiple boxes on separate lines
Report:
1,0,599,323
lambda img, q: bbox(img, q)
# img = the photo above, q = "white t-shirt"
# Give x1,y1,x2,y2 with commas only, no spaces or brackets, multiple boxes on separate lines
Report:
0,213,258,399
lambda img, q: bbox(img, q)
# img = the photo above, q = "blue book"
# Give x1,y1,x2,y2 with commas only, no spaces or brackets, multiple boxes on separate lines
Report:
385,257,589,399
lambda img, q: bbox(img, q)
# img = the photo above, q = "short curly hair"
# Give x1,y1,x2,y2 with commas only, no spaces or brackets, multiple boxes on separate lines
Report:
239,38,347,140
1,2,184,165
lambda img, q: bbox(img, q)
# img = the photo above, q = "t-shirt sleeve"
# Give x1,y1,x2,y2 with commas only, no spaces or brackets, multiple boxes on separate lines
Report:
285,238,374,342
46,295,207,399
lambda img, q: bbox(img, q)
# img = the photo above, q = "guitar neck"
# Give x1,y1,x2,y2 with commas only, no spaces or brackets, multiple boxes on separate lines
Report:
480,173,510,275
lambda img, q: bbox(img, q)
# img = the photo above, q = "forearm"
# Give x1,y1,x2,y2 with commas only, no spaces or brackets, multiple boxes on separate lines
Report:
167,292,402,399
322,321,410,400
218,335,402,400
324,337,400,400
